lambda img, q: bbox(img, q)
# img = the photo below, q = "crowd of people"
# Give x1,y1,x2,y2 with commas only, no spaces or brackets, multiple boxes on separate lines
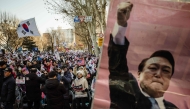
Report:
0,50,98,109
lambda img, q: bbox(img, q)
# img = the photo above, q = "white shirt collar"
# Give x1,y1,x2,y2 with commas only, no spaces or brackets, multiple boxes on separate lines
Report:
140,88,166,109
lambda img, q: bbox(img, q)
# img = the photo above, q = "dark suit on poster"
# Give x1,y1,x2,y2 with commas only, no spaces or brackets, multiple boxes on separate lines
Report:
108,34,178,109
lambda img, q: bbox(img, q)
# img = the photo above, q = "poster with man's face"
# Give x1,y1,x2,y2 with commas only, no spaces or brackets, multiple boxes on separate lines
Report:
93,0,190,109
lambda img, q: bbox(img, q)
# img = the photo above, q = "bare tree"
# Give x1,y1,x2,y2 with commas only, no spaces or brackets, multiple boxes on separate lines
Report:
75,23,92,53
46,28,63,52
33,36,43,51
0,11,22,52
44,0,107,56
56,27,66,48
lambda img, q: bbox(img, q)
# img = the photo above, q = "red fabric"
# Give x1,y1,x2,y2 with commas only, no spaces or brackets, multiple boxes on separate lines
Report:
12,72,17,79
78,58,85,66
45,65,51,72
86,73,91,79
41,92,45,99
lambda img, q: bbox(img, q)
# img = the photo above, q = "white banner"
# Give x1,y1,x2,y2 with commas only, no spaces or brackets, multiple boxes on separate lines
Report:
17,18,41,37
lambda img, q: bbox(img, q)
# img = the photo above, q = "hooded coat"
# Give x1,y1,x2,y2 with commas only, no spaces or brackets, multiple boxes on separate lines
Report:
41,79,66,109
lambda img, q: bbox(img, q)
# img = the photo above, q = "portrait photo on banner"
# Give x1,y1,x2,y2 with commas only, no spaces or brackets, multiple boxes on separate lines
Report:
93,0,190,109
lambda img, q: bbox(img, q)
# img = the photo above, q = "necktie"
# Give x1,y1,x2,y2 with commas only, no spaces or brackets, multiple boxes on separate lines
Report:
148,97,160,109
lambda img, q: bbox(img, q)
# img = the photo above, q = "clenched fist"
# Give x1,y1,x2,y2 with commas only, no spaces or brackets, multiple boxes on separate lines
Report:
117,2,133,27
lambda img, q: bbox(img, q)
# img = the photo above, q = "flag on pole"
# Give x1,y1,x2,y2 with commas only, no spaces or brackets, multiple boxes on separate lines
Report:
17,18,41,37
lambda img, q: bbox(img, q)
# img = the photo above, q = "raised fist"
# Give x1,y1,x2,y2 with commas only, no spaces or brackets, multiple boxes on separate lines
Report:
117,2,133,27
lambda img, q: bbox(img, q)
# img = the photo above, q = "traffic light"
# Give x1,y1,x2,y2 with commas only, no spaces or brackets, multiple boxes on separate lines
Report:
98,37,104,47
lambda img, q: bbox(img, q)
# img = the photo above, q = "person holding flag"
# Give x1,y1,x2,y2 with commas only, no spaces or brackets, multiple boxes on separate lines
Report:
25,68,45,109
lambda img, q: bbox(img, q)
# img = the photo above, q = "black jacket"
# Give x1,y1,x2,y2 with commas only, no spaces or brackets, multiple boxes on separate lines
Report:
61,71,72,99
25,73,45,101
108,34,178,109
1,75,16,103
61,71,72,89
0,68,5,95
41,79,66,109
32,64,41,71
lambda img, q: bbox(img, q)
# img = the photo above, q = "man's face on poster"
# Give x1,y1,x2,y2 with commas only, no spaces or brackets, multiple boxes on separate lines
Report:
138,57,173,98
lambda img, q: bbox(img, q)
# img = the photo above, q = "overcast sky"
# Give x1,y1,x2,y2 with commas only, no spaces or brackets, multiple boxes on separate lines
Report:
0,0,73,34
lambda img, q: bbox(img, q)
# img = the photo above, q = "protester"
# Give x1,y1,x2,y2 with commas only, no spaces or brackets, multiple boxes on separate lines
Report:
60,66,72,109
68,67,74,80
56,67,62,82
0,61,7,99
72,70,89,109
1,67,16,109
41,71,66,109
25,68,45,109
0,49,98,109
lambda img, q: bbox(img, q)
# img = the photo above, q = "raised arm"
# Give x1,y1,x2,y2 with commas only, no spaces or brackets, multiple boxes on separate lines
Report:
108,2,139,109
108,2,133,79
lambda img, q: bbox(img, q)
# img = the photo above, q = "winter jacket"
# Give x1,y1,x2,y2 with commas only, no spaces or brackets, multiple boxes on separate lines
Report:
25,73,45,101
61,71,72,89
41,79,66,109
32,63,41,71
72,77,88,98
57,73,62,82
0,68,5,95
61,71,72,99
1,75,16,103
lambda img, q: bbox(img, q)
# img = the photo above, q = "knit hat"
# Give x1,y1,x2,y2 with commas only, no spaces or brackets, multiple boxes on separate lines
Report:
76,70,84,76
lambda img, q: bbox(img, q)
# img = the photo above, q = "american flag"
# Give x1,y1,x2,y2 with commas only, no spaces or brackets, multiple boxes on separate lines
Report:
78,58,85,66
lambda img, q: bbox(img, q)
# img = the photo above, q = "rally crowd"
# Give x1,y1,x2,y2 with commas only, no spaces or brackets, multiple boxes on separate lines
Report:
0,50,98,109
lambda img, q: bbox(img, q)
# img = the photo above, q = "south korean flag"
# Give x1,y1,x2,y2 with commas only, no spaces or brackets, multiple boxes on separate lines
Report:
36,69,42,77
17,18,41,37
63,42,67,47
